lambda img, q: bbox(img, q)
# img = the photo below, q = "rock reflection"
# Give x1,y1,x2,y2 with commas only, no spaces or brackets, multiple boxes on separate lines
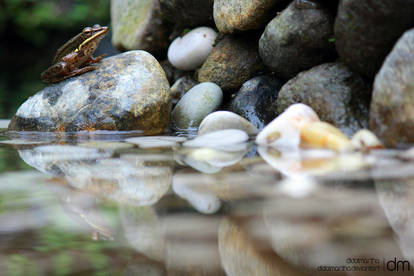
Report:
376,178,414,264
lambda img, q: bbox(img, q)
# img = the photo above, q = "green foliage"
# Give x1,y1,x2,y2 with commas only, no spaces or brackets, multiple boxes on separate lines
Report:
1,0,110,46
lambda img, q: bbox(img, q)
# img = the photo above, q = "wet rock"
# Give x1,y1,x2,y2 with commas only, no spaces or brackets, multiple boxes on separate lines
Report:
170,75,199,104
9,51,171,134
171,82,223,130
160,0,214,28
213,0,288,33
370,29,414,147
228,75,283,129
198,35,265,91
277,63,371,136
168,27,217,71
334,0,414,78
256,103,320,149
198,111,258,135
126,136,186,148
111,0,170,56
259,1,335,79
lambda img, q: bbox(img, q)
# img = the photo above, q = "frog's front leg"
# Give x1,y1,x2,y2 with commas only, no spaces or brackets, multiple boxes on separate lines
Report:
85,54,107,66
60,66,97,80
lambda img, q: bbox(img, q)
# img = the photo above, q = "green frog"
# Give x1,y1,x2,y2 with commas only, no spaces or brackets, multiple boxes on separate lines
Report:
41,24,109,83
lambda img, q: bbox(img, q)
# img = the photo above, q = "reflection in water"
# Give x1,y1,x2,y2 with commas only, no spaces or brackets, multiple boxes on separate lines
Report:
1,132,414,274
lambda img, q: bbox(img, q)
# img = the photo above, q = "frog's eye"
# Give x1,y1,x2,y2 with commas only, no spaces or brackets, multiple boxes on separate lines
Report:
93,24,101,29
83,27,93,34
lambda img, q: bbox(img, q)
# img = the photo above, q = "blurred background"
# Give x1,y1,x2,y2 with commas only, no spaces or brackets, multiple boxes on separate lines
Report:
0,0,117,118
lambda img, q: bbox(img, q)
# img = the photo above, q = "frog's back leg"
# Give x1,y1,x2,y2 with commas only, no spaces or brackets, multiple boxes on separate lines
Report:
52,33,84,64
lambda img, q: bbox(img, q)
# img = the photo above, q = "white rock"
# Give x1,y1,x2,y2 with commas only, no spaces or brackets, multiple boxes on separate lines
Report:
168,27,218,71
198,111,258,135
183,129,249,151
351,129,383,150
126,136,187,148
256,103,320,149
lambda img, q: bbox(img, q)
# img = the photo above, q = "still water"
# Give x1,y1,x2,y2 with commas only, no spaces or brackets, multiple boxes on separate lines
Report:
1,121,414,275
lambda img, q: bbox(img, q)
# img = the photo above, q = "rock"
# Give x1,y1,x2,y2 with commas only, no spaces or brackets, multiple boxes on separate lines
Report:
351,129,383,151
171,82,223,130
334,0,414,78
170,75,199,104
256,103,320,149
277,63,371,136
160,0,214,28
9,51,171,134
198,111,258,135
259,1,335,79
198,35,265,91
184,129,249,151
213,0,288,33
228,75,283,129
111,0,170,56
301,121,352,152
168,27,217,71
370,29,414,147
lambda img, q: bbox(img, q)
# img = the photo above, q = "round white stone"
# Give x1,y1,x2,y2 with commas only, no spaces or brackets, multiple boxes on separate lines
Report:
168,27,218,71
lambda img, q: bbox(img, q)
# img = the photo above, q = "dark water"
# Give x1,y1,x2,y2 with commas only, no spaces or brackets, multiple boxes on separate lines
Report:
1,123,414,275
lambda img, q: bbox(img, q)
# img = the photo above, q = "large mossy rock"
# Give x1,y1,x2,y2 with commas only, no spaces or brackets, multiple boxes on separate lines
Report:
259,1,335,79
370,29,414,147
334,0,414,79
277,63,371,136
111,0,170,56
9,51,171,134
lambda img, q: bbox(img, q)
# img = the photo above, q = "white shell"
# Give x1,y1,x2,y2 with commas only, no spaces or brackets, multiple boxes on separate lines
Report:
255,103,320,149
168,27,218,71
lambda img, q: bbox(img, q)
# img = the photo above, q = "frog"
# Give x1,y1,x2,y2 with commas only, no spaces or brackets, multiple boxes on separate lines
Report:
41,24,109,83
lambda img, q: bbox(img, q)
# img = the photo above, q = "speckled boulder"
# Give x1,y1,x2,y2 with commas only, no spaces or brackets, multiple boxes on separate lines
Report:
229,75,283,129
334,0,414,79
259,1,335,79
277,63,371,136
9,51,171,134
370,29,414,147
111,0,170,56
198,35,264,91
213,0,288,33
160,0,214,27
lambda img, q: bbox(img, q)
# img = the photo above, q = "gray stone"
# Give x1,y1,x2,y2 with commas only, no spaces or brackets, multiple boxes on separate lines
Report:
277,63,371,136
171,82,223,130
160,0,214,27
111,0,170,56
214,0,289,33
334,0,414,78
259,1,335,79
198,35,264,91
370,29,414,147
229,75,283,129
9,51,171,134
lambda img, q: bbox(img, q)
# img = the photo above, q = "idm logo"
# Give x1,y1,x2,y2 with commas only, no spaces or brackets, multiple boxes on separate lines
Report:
386,258,410,271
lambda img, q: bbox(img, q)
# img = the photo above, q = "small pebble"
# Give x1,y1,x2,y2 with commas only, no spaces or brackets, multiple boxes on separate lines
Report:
198,111,258,135
256,103,320,149
168,27,218,71
0,120,10,129
301,121,352,152
351,129,384,150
